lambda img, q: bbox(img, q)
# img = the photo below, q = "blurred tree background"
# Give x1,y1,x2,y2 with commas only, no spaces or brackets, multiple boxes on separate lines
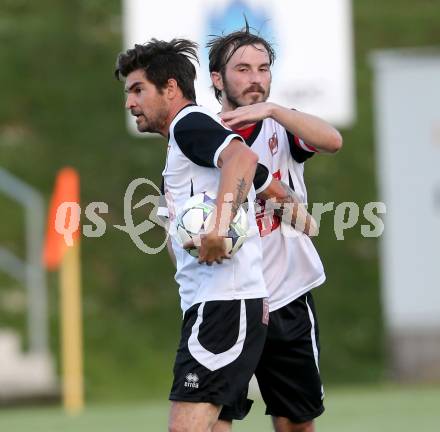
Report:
0,0,439,402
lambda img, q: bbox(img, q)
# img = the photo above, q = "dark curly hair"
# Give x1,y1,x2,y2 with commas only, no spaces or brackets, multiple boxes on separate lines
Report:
207,21,276,102
115,38,199,101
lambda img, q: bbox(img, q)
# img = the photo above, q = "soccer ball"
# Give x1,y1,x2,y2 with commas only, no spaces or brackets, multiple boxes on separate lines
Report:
175,192,249,258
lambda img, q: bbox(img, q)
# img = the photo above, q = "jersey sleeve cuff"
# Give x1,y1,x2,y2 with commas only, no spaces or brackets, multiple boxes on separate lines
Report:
255,171,273,194
296,136,318,153
213,134,245,168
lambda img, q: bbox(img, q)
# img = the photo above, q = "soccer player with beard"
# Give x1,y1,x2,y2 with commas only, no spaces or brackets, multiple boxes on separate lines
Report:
207,26,343,432
116,38,270,432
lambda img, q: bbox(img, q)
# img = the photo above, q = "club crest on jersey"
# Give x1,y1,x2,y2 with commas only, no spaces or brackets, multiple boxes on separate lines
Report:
184,372,199,389
268,132,278,155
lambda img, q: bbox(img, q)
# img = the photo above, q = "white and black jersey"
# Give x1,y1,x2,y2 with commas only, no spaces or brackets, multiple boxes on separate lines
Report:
218,116,327,423
162,105,267,312
235,118,326,312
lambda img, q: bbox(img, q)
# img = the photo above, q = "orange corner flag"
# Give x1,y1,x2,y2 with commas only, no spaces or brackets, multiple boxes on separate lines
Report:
44,167,84,413
43,167,80,270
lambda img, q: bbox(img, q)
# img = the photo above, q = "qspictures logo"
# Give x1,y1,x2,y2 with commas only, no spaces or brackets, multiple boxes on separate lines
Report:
52,177,387,254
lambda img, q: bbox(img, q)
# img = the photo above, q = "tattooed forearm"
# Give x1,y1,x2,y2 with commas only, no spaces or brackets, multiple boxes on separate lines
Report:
232,178,247,218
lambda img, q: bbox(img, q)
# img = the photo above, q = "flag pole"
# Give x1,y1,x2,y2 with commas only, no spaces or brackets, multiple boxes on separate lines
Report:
60,240,84,414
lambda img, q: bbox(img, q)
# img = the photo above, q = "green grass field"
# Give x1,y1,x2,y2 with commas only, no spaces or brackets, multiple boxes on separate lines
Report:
1,385,439,431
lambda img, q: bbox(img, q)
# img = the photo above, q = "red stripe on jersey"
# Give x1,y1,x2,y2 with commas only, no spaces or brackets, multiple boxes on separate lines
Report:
294,135,318,153
234,124,257,140
304,142,318,152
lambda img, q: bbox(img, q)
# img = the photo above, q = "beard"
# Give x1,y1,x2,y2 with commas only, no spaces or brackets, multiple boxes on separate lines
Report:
223,81,270,109
133,108,168,134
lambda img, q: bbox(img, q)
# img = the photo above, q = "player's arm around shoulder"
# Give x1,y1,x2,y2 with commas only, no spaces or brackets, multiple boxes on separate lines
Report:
219,102,342,154
268,103,343,154
220,102,273,130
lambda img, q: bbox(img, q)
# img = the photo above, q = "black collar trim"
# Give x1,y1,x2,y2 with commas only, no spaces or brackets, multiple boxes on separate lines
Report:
244,121,263,146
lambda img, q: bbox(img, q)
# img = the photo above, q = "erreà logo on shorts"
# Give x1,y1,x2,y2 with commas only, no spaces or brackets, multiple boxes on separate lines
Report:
184,373,199,389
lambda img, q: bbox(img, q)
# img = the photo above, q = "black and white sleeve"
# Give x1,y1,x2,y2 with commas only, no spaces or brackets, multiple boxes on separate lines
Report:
173,112,245,168
287,131,318,163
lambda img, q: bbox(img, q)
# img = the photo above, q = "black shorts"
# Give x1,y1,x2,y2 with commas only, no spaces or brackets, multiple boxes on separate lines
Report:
169,297,268,413
219,292,324,423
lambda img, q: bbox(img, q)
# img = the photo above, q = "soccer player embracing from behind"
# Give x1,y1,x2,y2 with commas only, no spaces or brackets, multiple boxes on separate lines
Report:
208,24,343,432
